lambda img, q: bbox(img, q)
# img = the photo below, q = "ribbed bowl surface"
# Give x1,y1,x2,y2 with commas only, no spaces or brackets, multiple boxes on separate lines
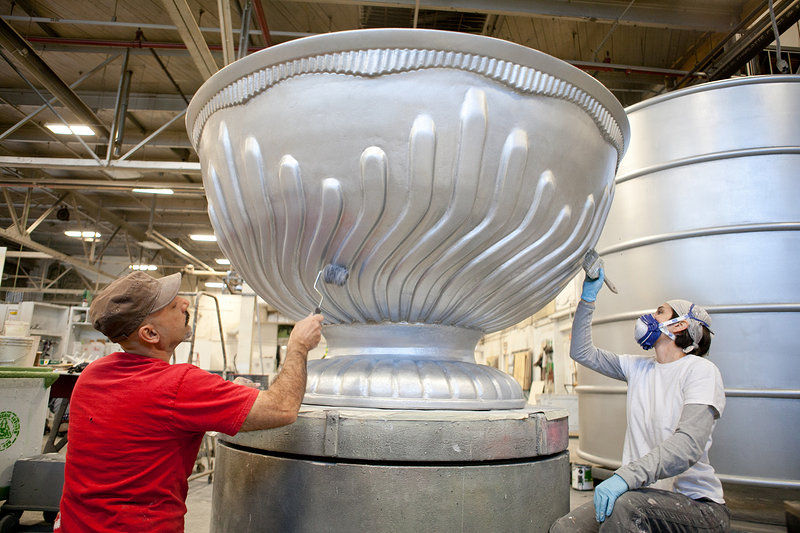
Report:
188,29,628,408
188,29,627,332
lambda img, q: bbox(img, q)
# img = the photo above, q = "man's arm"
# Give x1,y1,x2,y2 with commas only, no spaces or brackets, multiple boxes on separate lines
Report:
239,314,323,431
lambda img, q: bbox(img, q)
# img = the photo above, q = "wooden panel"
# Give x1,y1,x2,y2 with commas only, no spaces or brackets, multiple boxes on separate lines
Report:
511,349,532,391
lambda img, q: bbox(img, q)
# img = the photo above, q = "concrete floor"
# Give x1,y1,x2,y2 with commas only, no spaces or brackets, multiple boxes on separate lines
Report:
12,437,789,532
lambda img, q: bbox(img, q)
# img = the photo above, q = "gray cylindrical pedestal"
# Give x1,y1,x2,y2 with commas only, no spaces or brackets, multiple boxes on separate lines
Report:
211,405,570,533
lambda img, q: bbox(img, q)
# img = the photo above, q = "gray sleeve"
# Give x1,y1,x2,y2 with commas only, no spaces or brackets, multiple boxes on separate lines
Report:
569,300,626,380
615,403,716,489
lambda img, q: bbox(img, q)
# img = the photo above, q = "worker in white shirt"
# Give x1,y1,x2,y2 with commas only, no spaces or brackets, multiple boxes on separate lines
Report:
550,268,730,532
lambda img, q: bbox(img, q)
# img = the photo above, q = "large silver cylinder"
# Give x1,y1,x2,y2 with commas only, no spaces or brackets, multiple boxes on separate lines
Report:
578,75,800,490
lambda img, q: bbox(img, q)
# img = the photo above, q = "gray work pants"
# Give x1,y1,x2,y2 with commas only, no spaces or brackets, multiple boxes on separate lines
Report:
549,488,731,532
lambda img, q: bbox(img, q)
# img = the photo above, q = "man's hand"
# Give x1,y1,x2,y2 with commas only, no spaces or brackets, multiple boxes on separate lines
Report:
581,267,605,303
593,473,628,522
238,313,323,432
289,314,323,352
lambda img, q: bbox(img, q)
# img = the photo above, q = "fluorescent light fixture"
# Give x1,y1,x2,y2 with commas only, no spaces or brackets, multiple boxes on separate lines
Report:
65,230,101,239
45,123,95,136
204,282,225,289
129,264,158,271
190,234,217,242
215,258,231,265
132,188,174,195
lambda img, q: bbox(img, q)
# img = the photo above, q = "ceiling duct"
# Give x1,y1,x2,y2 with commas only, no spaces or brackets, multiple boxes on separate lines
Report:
359,6,487,34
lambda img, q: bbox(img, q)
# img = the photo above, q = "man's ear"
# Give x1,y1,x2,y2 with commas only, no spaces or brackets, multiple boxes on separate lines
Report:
137,323,160,345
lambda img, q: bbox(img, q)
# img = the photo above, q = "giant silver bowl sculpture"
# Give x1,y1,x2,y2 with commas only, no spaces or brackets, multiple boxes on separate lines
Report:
187,29,628,409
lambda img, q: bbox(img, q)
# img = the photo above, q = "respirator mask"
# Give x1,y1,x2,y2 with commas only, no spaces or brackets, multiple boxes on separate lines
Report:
633,314,685,350
633,304,712,351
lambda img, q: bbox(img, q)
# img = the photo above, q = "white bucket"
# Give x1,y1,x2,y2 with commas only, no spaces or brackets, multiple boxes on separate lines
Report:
0,337,36,367
571,463,594,490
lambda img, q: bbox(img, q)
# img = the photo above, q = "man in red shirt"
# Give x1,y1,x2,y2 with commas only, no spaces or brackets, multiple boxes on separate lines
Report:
55,271,323,532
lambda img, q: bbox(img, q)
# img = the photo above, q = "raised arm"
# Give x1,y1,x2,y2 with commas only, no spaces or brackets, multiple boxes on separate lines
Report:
239,314,323,431
570,270,625,380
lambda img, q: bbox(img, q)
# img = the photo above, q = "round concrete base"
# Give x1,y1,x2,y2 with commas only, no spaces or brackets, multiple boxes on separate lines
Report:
211,405,570,532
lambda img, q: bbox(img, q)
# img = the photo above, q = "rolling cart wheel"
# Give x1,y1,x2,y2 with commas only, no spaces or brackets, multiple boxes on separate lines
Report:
0,513,19,533
43,511,58,523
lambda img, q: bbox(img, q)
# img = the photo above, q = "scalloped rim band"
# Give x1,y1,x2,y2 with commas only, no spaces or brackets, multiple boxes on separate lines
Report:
190,47,625,160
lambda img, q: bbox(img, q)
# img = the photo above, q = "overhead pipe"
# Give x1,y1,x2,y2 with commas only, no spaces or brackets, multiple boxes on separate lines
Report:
0,17,110,140
252,0,273,47
1,15,308,40
149,49,190,105
237,0,254,60
17,35,703,80
25,35,268,53
106,49,131,163
114,70,133,157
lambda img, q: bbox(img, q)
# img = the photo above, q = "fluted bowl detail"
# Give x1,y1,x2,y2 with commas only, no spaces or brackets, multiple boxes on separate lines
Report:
188,29,627,332
187,29,628,408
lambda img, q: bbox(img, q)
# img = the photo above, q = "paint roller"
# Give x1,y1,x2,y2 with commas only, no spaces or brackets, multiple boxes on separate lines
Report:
313,264,349,314
582,249,618,294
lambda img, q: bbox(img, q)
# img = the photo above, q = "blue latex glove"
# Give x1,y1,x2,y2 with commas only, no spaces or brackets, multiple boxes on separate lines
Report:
593,473,629,523
581,267,605,302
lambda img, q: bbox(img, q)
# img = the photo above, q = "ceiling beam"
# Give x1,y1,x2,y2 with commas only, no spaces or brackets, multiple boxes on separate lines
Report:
148,229,218,273
0,18,111,140
0,287,88,295
0,178,204,193
0,156,201,173
64,190,217,271
0,224,118,279
278,0,742,32
707,0,800,80
0,89,189,112
0,126,192,149
159,0,219,79
218,0,237,66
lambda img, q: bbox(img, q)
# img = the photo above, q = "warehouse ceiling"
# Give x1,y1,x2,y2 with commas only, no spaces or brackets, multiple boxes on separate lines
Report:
0,0,797,301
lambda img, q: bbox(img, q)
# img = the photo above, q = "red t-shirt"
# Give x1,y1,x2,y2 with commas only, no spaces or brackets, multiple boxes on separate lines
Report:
56,352,259,533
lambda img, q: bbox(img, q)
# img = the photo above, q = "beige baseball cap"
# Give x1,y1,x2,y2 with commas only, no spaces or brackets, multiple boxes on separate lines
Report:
90,272,182,342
